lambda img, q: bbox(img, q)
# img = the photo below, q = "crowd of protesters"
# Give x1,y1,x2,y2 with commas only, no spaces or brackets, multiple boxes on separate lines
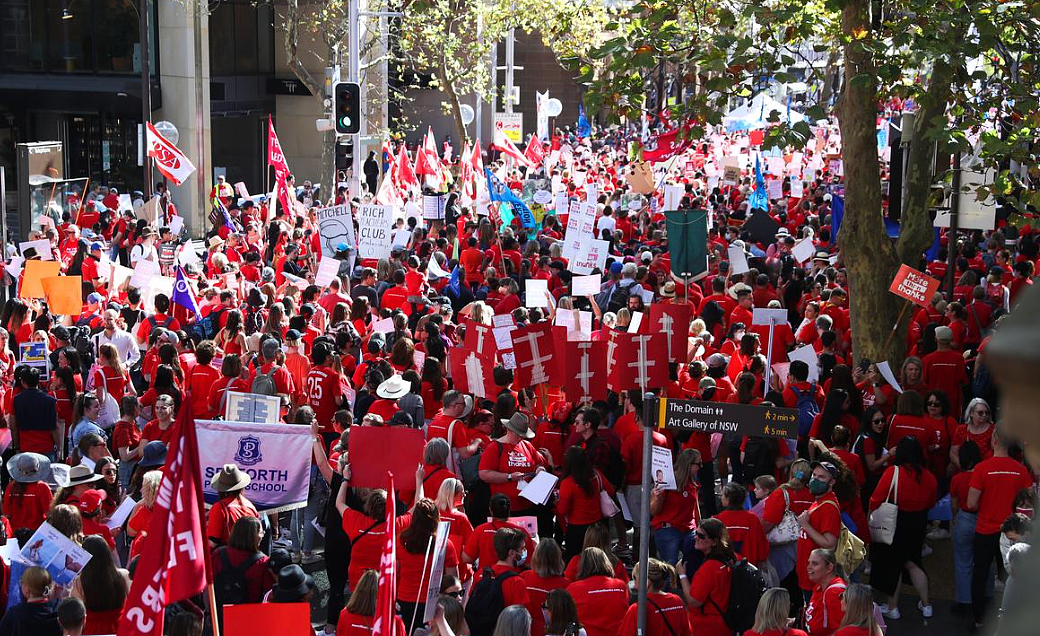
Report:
0,118,1035,636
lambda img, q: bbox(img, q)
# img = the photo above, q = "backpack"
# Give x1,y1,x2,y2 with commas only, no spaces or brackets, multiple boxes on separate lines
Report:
818,499,867,574
792,384,820,437
251,366,277,396
465,568,518,636
214,548,262,607
708,559,766,633
244,308,264,336
190,308,226,342
742,436,776,481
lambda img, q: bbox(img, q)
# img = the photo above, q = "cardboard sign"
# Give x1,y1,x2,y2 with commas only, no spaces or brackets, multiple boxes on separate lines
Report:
19,260,61,299
423,521,454,621
19,239,53,261
572,274,601,297
357,204,395,260
525,279,549,308
224,392,281,424
224,603,311,636
752,307,788,326
314,256,342,288
658,398,798,438
788,344,820,383
316,204,358,260
19,342,50,381
348,426,425,489
40,276,82,316
791,237,816,263
889,264,940,308
570,237,609,275
728,245,749,275
129,258,161,289
423,194,446,220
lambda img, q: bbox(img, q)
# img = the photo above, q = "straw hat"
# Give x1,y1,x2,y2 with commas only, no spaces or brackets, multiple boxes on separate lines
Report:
210,464,251,493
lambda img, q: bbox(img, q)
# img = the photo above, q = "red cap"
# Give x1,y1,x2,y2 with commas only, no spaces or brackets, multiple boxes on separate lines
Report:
77,489,107,515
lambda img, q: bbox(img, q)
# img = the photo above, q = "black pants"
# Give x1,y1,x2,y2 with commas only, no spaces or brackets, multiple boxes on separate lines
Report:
972,531,1001,624
564,522,595,561
325,543,350,627
398,600,426,635
697,461,718,517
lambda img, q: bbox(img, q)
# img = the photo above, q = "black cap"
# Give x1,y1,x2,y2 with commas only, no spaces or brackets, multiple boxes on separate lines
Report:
285,328,302,341
53,326,70,341
810,461,838,480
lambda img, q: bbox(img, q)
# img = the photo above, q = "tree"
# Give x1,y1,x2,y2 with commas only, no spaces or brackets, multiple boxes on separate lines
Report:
571,0,1039,365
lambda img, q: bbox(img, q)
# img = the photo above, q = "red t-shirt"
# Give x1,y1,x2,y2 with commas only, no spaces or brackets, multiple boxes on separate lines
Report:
94,366,129,402
620,592,690,636
478,440,547,510
922,350,967,413
621,429,669,485
520,571,569,636
206,494,259,545
141,419,178,446
952,424,994,461
342,510,386,588
762,486,814,526
336,611,406,636
886,414,933,452
687,559,732,636
796,494,842,591
557,471,613,526
112,419,142,453
564,555,628,583
186,363,222,419
716,509,770,564
3,481,53,532
305,366,346,433
396,538,459,602
869,466,937,513
428,413,469,449
969,456,1034,534
463,520,535,573
950,470,973,509
566,575,629,636
746,630,809,636
651,482,700,531
805,576,846,636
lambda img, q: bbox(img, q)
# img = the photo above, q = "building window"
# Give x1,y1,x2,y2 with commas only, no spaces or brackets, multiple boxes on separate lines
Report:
209,0,274,76
96,0,141,74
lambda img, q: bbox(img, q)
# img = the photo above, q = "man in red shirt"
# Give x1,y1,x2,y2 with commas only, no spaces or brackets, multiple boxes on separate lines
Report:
462,495,536,575
318,277,352,315
782,360,825,411
136,294,181,345
728,286,754,328
186,342,222,419
922,326,968,416
305,343,347,435
460,237,486,286
427,391,481,468
206,464,260,548
966,429,1033,628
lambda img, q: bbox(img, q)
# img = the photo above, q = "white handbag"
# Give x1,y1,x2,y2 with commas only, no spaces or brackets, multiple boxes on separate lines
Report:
869,467,899,545
596,473,620,518
767,488,801,545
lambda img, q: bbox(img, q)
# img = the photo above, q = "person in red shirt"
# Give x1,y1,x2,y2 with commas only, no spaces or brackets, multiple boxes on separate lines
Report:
477,413,549,516
729,287,754,329
650,449,702,564
884,391,932,453
619,558,691,636
795,462,843,593
922,326,967,415
742,587,809,636
338,487,389,590
428,391,481,466
867,437,937,619
463,494,536,577
556,446,614,560
396,500,460,629
185,341,222,419
520,539,569,636
966,429,1034,628
677,518,733,636
804,549,846,636
206,465,260,549
3,452,54,532
135,294,181,345
716,482,770,567
479,528,538,622
337,570,407,636
567,547,629,636
305,344,348,436
832,583,883,636
77,489,116,550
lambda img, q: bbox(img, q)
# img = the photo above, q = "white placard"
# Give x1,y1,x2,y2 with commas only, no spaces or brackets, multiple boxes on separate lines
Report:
570,237,609,275
5,256,24,279
790,178,804,198
129,258,161,289
501,351,517,370
572,274,601,297
0,539,19,565
519,471,559,505
525,279,549,308
492,314,515,328
663,184,684,211
423,195,446,220
356,204,394,260
533,190,553,205
16,522,93,587
791,237,816,264
314,256,341,288
282,272,309,291
752,308,788,326
413,350,426,371
767,179,784,200
493,326,515,350
105,497,138,530
554,310,576,329
876,361,904,394
651,446,677,490
728,244,749,275
628,311,643,333
167,215,185,236
19,239,52,261
235,182,250,199
224,392,282,424
372,317,395,333
788,344,820,383
554,192,568,213
568,311,593,342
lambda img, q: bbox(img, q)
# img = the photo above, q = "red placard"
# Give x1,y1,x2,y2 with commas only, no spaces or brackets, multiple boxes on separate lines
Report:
748,129,764,147
888,264,941,308
224,603,311,636
348,426,425,489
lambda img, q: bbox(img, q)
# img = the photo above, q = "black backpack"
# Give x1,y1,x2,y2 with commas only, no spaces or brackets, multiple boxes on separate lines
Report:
214,547,262,607
465,568,518,636
708,559,767,633
742,436,776,482
190,307,227,342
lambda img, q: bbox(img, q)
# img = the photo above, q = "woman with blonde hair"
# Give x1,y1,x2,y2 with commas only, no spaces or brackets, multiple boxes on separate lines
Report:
126,470,163,559
436,478,474,582
0,566,60,634
619,559,690,636
834,583,882,636
744,587,807,636
521,538,568,636
337,570,407,636
566,548,628,636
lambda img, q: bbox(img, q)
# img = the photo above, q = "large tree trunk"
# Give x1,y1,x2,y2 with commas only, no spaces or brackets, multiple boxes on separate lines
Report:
436,62,470,147
834,0,906,366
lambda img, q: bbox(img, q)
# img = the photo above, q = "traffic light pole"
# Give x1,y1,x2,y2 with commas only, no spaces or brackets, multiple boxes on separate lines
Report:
348,0,361,199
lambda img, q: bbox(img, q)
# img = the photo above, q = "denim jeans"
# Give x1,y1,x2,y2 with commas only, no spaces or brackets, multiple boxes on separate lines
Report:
654,525,694,565
292,465,328,553
954,511,991,604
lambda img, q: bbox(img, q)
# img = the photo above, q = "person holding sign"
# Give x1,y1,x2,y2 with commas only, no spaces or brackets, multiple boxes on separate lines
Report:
649,449,702,565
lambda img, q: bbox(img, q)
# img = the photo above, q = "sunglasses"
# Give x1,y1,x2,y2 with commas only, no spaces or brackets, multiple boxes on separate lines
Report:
695,532,709,540
927,400,941,406
872,418,885,424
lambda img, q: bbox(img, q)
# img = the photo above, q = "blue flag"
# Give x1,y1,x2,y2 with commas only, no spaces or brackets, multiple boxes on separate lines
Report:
748,155,769,211
577,103,592,139
486,168,535,229
448,265,463,297
216,199,236,232
831,194,844,240
172,266,201,319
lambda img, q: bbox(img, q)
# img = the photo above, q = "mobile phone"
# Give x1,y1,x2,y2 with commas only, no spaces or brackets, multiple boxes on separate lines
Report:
857,358,871,373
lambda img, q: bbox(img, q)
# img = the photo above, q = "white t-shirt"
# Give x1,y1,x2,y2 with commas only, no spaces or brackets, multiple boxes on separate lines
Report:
130,243,159,268
597,214,616,237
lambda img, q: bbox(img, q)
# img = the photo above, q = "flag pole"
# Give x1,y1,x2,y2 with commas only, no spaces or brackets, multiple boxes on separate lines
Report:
409,536,436,636
208,583,222,636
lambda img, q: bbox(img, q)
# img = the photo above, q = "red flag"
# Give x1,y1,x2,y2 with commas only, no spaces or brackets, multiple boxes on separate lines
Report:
118,397,208,636
649,304,691,363
415,128,441,177
449,347,496,399
396,144,418,190
372,473,397,636
267,116,291,178
464,323,498,358
524,134,545,166
511,321,559,388
641,123,696,163
492,128,534,168
609,332,669,392
146,122,196,186
470,139,485,174
563,340,607,404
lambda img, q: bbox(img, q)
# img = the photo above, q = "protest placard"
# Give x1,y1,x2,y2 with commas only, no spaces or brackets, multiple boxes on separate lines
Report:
752,308,789,326
570,238,609,275
372,317,395,333
20,260,60,299
525,279,549,308
17,522,92,586
422,521,453,621
788,344,821,382
663,184,684,211
423,194,446,220
728,244,749,275
19,239,52,261
572,274,601,297
554,191,568,213
888,264,940,308
105,497,138,530
224,603,311,636
651,446,677,490
197,419,313,512
40,276,82,316
658,398,799,438
766,179,784,200
356,204,394,260
791,237,815,263
790,178,804,198
876,361,904,394
314,256,341,288
5,256,23,280
315,204,358,259
493,326,515,350
19,342,49,381
722,158,740,185
129,258,161,289
224,392,281,424
348,426,425,488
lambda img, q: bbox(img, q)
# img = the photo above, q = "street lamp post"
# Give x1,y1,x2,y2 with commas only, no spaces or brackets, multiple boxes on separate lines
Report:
140,0,152,194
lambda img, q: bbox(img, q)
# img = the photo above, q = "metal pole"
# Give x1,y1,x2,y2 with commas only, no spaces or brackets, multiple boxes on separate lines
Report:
764,318,776,392
636,391,654,636
193,0,206,229
945,151,961,301
475,7,483,140
1,167,6,305
348,0,362,198
504,28,515,114
140,0,153,194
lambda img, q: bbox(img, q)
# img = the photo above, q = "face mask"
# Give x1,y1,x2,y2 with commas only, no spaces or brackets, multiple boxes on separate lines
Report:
516,549,528,566
808,478,830,496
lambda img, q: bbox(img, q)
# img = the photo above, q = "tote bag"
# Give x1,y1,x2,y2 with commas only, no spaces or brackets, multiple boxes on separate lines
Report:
869,467,899,544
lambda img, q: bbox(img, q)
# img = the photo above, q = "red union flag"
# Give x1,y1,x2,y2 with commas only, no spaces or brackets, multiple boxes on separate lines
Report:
563,340,607,404
650,303,691,363
889,264,941,308
492,128,534,168
641,123,696,163
118,397,207,636
145,122,195,186
610,332,669,392
524,134,546,166
372,473,397,636
464,323,498,358
267,116,290,178
449,347,496,399
511,321,559,388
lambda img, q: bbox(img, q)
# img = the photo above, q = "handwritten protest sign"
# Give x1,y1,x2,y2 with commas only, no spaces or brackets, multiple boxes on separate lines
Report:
356,204,394,260
888,264,940,308
316,204,357,259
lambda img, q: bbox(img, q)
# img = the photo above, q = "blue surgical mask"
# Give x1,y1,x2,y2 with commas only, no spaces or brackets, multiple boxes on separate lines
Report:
517,549,528,566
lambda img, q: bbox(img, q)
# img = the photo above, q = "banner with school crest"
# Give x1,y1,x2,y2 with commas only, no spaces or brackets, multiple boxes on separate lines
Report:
195,419,313,513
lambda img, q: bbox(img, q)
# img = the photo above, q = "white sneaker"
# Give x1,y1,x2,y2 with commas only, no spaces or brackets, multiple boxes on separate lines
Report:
918,601,933,618
882,605,901,620
927,528,951,540
922,543,933,557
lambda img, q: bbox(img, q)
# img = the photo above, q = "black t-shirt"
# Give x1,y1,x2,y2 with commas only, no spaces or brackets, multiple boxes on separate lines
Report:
13,389,57,432
0,599,61,636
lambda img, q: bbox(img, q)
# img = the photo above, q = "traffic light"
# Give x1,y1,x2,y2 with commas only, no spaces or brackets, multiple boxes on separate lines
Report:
333,82,361,134
335,139,354,170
